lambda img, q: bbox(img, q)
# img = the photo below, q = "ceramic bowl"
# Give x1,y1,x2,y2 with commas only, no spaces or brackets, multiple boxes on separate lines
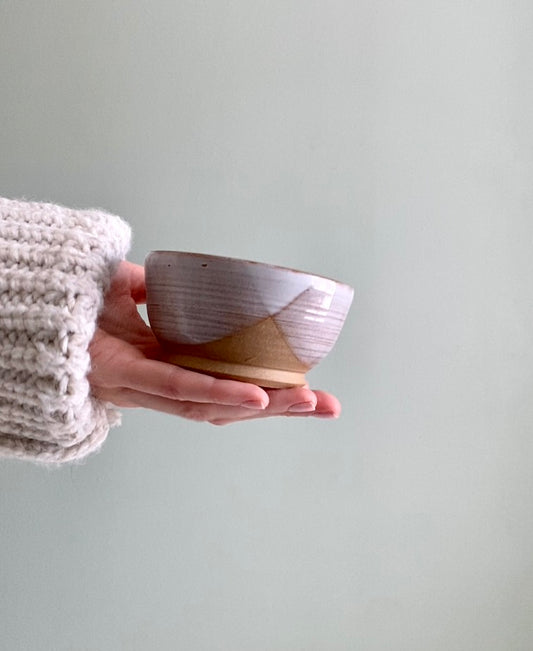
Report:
145,251,354,388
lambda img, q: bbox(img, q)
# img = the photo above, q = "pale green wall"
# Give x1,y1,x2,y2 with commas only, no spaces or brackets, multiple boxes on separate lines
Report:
1,2,532,650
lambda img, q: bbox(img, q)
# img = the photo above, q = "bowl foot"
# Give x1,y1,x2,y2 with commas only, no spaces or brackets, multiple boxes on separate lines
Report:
164,353,307,389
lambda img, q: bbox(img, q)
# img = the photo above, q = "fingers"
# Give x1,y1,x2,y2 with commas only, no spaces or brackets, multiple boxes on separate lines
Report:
90,329,270,408
95,383,340,425
301,390,341,418
112,356,270,408
209,389,341,425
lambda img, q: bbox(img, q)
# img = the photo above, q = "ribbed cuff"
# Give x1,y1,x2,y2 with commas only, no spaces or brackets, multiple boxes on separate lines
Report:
0,198,131,464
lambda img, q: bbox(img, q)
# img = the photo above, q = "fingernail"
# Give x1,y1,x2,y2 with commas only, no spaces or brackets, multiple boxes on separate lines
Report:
314,411,338,419
288,401,316,413
241,399,267,410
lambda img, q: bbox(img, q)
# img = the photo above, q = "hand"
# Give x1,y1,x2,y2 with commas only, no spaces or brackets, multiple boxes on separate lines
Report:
89,261,341,424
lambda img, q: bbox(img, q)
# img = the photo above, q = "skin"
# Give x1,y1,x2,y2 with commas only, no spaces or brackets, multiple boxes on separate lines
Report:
89,261,341,425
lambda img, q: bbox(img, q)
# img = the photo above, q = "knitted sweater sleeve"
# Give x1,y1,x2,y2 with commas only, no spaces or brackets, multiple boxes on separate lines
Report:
0,198,132,464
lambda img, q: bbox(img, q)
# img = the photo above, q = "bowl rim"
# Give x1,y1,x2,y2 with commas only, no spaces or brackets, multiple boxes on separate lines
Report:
146,250,355,294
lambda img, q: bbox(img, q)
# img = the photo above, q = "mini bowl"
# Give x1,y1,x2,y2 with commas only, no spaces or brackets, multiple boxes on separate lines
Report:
145,251,354,388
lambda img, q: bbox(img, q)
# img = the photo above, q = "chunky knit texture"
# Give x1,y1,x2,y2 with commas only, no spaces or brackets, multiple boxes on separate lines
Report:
0,198,131,464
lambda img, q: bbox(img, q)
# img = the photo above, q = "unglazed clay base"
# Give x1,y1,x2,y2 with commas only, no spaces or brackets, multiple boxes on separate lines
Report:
165,353,307,389
159,316,310,388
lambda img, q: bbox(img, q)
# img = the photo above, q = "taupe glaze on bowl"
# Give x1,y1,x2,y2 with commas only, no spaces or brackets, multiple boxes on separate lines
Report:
145,251,354,388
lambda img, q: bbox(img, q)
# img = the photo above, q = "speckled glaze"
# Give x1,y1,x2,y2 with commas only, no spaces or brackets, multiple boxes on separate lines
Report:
145,251,354,388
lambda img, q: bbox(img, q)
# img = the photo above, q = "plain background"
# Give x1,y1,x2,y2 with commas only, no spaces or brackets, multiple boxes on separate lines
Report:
1,1,532,650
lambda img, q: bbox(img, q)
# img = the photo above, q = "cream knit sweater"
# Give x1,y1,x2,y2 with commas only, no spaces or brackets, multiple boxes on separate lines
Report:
0,198,131,464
